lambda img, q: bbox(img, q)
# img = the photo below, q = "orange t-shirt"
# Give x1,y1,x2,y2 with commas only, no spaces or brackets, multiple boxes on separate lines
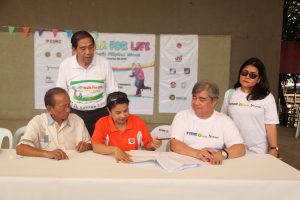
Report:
92,115,153,151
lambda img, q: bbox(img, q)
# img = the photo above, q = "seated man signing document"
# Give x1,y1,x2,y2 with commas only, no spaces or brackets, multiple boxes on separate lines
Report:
16,87,91,160
170,81,245,165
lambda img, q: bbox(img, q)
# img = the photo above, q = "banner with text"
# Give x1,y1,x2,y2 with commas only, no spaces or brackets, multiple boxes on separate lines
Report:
159,35,198,113
96,33,155,114
34,31,72,109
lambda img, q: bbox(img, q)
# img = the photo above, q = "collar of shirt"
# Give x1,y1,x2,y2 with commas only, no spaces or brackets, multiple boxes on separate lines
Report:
108,115,133,133
72,54,96,70
46,112,71,127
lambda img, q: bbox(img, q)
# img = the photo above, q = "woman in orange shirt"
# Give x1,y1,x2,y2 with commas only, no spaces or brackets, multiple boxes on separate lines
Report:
92,91,161,163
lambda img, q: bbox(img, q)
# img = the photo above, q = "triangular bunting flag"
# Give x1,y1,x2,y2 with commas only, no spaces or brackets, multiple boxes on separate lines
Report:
93,31,100,49
22,27,30,37
66,29,73,38
52,29,59,37
93,31,99,40
8,26,15,36
37,28,45,37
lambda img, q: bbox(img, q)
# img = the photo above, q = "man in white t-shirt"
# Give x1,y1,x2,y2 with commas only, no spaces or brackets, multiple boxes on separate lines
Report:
16,87,91,160
56,30,118,136
170,81,245,165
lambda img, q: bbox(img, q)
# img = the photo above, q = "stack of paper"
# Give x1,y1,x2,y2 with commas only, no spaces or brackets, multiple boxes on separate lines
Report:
128,150,204,172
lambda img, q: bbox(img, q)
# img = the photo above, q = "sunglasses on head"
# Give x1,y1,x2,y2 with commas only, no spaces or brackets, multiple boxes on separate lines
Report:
107,96,128,105
240,70,259,79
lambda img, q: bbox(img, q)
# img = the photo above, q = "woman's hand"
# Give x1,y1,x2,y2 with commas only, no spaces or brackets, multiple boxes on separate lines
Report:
114,147,133,163
147,139,162,151
268,149,279,158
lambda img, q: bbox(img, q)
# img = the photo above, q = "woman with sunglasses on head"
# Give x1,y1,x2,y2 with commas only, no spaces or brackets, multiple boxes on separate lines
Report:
92,91,162,163
221,57,279,157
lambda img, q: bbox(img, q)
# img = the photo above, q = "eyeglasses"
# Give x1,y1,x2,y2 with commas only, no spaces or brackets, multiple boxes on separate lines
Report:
240,70,259,79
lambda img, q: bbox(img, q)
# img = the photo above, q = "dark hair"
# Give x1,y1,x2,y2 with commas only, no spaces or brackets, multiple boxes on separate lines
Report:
192,81,219,99
44,87,68,107
106,92,130,111
71,30,95,49
234,57,270,100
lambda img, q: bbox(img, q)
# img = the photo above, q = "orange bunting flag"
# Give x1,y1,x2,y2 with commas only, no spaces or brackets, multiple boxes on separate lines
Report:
8,26,15,36
22,27,30,37
52,29,59,37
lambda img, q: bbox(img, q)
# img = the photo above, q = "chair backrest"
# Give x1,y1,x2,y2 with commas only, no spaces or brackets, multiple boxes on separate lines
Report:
150,125,171,152
13,126,27,148
0,128,13,149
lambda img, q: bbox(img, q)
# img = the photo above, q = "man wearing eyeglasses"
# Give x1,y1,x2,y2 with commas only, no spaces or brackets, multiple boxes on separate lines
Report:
16,87,91,160
170,81,245,165
56,30,118,137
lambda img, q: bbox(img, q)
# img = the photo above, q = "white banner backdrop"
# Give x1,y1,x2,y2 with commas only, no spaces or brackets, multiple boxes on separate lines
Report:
96,33,155,115
34,32,155,114
159,35,198,113
34,31,72,109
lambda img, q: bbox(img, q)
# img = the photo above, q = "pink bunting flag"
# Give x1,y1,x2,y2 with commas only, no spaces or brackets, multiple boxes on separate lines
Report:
8,26,15,36
52,29,59,37
22,27,30,37
37,28,45,37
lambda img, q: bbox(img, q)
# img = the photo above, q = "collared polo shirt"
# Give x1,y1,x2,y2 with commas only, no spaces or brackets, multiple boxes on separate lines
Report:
56,54,118,111
92,115,153,151
18,113,90,150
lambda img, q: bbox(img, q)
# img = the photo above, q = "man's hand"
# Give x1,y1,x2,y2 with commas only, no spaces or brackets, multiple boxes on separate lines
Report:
44,149,69,160
76,141,91,152
194,148,215,162
209,151,224,165
114,147,133,163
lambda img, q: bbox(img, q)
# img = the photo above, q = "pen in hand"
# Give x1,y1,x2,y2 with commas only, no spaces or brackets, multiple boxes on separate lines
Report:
157,137,174,141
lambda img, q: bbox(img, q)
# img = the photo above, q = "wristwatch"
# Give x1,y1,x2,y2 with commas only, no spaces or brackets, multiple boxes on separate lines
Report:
221,149,229,159
269,146,279,151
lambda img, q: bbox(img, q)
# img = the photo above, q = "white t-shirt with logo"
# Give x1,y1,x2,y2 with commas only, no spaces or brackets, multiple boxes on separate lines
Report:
56,55,118,111
221,87,279,153
171,109,244,150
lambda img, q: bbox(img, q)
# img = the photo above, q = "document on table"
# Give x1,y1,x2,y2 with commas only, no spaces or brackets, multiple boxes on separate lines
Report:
128,150,204,172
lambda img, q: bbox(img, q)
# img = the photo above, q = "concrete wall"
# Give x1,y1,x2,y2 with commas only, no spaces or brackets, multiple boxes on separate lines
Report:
0,0,283,130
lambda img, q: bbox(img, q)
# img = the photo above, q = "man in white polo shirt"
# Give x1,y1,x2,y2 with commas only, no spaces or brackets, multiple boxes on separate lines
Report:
170,81,245,165
56,30,118,136
16,87,91,160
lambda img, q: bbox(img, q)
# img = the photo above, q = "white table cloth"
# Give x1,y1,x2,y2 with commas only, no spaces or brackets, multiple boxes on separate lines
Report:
0,149,300,200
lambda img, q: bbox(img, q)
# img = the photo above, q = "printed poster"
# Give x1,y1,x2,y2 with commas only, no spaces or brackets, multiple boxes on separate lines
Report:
34,32,155,114
96,33,155,115
34,31,72,109
159,35,198,113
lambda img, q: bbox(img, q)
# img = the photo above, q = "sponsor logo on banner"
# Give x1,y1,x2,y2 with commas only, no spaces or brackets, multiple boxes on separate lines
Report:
169,94,187,101
169,95,176,100
170,82,176,88
181,82,187,88
176,43,182,48
175,55,182,62
184,68,191,74
169,68,176,74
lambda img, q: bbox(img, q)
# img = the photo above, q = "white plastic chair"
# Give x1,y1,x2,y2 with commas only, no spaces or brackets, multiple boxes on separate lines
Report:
296,107,300,139
151,125,171,152
0,128,13,149
13,126,27,148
